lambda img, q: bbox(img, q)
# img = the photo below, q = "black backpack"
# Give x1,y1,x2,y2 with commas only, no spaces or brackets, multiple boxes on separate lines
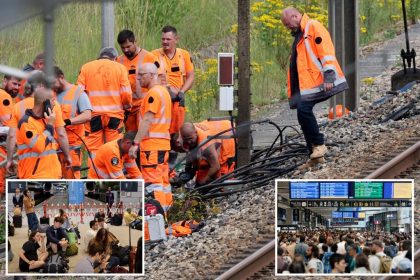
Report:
112,245,130,266
43,254,68,273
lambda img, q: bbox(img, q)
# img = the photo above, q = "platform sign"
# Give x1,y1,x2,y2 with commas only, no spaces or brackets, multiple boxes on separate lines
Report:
290,182,319,199
320,182,348,199
354,182,383,199
68,181,84,205
354,212,366,219
343,212,354,218
383,182,412,199
332,211,342,218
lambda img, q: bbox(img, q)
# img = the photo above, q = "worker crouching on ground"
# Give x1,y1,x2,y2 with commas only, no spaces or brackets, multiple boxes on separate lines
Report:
88,131,141,179
10,88,71,178
128,63,172,213
179,120,236,187
281,7,348,168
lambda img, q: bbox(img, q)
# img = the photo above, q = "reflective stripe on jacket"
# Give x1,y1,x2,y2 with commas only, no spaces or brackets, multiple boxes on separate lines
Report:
287,13,348,103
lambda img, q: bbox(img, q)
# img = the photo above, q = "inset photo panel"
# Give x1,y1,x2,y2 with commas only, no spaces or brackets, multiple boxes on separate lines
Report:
6,179,144,276
275,179,414,276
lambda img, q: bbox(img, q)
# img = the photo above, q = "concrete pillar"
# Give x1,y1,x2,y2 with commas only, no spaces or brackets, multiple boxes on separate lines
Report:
286,208,293,224
102,0,115,48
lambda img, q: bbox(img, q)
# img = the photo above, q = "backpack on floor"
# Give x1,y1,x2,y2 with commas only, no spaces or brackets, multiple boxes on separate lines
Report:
66,243,78,256
43,254,68,273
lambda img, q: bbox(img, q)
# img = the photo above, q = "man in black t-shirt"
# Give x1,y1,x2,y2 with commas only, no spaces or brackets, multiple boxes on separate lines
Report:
19,230,48,272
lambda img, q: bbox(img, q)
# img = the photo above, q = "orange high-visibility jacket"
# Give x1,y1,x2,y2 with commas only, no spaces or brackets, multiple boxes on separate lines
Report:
77,59,132,119
16,112,61,179
0,89,13,125
6,97,65,128
195,120,236,167
287,13,348,103
140,85,172,151
56,85,86,147
152,48,194,90
117,49,160,111
88,139,142,179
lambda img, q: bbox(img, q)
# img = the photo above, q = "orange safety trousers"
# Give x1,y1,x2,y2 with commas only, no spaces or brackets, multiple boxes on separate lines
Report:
58,147,82,179
170,102,185,135
196,158,235,183
0,146,6,195
85,115,124,156
141,150,172,213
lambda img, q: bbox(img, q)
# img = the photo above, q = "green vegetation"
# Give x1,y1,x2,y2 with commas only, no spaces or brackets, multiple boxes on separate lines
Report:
0,0,418,120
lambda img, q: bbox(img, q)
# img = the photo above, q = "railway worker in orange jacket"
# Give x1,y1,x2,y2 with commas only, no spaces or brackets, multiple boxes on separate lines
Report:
77,47,132,161
5,71,70,176
11,88,71,179
16,52,45,102
128,63,172,213
180,121,235,186
117,29,162,132
88,131,141,179
53,66,92,179
281,7,348,164
0,75,21,196
152,26,194,151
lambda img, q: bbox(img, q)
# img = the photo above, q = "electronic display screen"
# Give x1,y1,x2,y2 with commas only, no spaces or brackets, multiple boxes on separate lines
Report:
355,212,366,219
319,182,349,199
354,182,383,199
332,211,343,218
290,182,319,199
343,212,354,218
384,182,412,199
338,207,362,212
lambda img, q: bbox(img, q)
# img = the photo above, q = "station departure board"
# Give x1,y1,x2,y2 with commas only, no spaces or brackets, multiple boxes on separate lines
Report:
354,182,383,199
320,182,348,198
290,182,319,199
355,212,366,219
343,212,354,218
384,182,412,199
332,211,343,218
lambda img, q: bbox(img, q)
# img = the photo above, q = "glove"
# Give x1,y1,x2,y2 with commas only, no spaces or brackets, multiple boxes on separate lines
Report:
178,91,185,107
168,87,178,102
64,119,71,127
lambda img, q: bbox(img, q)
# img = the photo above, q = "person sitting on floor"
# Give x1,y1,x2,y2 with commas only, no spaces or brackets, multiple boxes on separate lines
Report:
19,230,48,272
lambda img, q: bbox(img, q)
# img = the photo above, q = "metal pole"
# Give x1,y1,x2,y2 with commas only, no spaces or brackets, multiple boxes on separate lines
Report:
43,1,55,88
102,0,115,48
237,0,251,167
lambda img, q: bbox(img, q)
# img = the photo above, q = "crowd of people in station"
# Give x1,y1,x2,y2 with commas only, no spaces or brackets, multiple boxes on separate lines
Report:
277,229,413,274
0,25,236,213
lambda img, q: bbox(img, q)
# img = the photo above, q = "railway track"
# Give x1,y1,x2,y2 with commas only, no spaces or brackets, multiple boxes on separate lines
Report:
214,141,420,279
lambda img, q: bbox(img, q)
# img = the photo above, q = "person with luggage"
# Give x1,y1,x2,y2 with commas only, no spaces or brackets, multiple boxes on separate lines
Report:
23,189,38,232
19,230,49,272
46,217,69,257
13,187,24,208
12,187,24,228
56,209,81,245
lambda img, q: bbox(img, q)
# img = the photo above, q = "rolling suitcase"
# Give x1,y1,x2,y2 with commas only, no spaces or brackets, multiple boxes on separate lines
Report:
145,214,166,242
13,215,22,228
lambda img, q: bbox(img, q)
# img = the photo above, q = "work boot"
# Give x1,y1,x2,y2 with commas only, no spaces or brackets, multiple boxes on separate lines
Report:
310,144,327,159
298,157,325,171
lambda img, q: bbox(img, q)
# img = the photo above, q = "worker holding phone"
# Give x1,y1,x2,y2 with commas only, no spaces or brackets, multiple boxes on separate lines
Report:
11,88,71,178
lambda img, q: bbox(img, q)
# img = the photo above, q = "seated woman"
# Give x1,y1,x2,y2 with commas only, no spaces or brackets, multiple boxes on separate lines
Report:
90,228,119,271
19,230,48,272
56,209,81,244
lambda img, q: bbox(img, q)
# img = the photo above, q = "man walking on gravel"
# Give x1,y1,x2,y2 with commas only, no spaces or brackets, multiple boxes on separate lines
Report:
281,7,348,167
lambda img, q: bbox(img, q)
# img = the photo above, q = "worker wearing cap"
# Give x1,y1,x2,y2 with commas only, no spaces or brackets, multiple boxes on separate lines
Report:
117,29,161,132
53,66,92,179
11,88,71,178
77,47,132,163
0,75,21,196
180,120,235,186
5,71,70,176
88,131,141,179
152,26,194,155
128,63,172,212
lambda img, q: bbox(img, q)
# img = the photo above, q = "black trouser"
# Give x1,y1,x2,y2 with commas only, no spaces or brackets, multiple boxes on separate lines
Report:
296,100,324,154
